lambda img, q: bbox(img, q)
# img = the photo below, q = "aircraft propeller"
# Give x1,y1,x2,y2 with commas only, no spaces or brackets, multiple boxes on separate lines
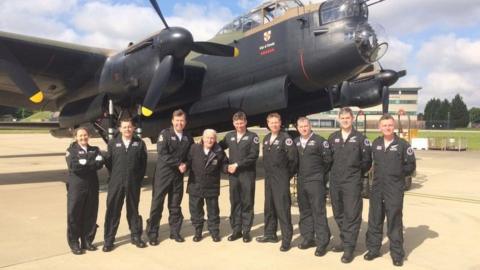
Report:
376,67,406,114
141,0,239,117
0,44,43,104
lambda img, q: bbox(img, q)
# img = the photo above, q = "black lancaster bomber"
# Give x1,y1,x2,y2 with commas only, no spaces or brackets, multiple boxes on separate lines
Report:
0,0,405,142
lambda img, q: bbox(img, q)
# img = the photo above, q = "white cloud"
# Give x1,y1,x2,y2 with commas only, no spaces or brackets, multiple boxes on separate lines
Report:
370,0,480,35
381,37,413,71
416,34,480,109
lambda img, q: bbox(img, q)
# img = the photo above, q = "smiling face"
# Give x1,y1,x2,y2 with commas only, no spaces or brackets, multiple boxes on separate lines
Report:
267,116,281,134
233,119,247,134
297,119,311,137
75,128,89,147
379,118,395,137
202,129,217,149
339,112,353,131
172,115,186,133
120,120,134,140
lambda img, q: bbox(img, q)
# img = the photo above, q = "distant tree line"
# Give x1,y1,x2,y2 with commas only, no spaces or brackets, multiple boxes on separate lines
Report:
0,106,34,120
423,94,471,128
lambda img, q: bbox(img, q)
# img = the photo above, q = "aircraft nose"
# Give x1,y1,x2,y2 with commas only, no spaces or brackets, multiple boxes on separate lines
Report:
355,22,388,63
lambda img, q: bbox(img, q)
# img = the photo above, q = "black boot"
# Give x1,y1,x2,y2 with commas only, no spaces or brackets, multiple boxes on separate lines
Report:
132,236,147,248
364,251,381,261
242,232,252,243
280,241,291,252
70,241,84,255
256,235,279,243
298,239,316,249
227,231,242,241
193,228,203,242
170,233,185,243
146,219,159,246
341,249,354,263
392,257,404,267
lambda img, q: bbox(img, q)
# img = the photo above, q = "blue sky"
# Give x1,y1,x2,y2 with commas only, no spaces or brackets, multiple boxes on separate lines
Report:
0,0,479,111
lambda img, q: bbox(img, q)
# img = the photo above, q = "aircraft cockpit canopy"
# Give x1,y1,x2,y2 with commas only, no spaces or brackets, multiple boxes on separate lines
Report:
217,0,304,34
320,0,368,24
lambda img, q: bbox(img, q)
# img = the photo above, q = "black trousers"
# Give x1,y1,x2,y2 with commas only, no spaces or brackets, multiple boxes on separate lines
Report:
263,174,293,243
366,187,405,259
229,170,255,233
297,180,330,248
189,194,220,235
330,179,363,250
147,176,184,239
67,182,98,248
104,184,143,245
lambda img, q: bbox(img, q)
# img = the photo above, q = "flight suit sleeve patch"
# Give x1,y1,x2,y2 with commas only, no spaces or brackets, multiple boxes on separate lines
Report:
253,137,259,144
158,134,164,142
407,147,414,156
79,159,87,165
65,151,70,157
95,155,103,161
285,138,293,146
364,139,371,146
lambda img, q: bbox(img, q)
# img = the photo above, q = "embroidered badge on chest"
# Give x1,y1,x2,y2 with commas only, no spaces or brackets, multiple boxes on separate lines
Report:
390,145,398,151
230,137,235,141
171,136,177,141
349,136,357,143
308,140,316,146
335,138,340,143
242,136,249,140
296,142,301,146
212,159,218,165
132,142,139,147
158,135,164,142
273,140,279,145
116,143,122,147
322,141,328,148
376,145,382,150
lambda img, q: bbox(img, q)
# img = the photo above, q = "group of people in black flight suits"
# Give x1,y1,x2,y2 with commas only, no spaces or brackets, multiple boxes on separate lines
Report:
65,108,416,267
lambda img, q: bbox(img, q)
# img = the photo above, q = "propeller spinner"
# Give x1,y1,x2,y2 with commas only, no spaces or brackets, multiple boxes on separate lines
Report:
141,0,239,117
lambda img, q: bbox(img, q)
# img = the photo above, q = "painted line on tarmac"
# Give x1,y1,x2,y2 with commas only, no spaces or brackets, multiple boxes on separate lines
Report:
406,192,480,204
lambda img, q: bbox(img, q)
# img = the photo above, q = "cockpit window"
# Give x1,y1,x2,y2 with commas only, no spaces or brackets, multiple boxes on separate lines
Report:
217,0,304,35
320,0,368,25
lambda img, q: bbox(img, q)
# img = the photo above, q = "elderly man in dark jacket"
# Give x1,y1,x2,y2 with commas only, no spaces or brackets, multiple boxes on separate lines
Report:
187,129,228,242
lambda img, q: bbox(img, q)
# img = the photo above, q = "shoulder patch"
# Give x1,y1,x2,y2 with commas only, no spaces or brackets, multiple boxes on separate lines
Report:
407,147,414,156
253,137,259,144
323,141,330,148
65,151,70,157
158,134,164,142
285,138,293,146
364,139,371,146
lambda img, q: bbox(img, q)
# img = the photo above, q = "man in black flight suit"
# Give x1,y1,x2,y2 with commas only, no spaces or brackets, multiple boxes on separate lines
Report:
103,118,148,252
146,109,193,245
256,112,298,252
364,114,416,267
294,117,332,257
328,107,372,263
187,129,229,242
219,111,259,243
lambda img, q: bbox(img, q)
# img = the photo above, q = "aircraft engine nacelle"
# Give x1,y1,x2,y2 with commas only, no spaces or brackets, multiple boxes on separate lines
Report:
331,78,383,109
58,93,107,128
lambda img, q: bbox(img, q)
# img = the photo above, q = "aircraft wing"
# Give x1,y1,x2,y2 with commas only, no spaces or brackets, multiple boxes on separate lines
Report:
0,31,113,111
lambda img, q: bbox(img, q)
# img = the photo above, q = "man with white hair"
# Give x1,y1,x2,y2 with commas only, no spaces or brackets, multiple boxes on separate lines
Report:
186,129,229,242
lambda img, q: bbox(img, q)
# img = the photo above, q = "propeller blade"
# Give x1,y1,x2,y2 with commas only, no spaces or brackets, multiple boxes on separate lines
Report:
0,44,43,103
149,0,169,29
192,42,239,57
141,55,174,117
382,85,389,114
